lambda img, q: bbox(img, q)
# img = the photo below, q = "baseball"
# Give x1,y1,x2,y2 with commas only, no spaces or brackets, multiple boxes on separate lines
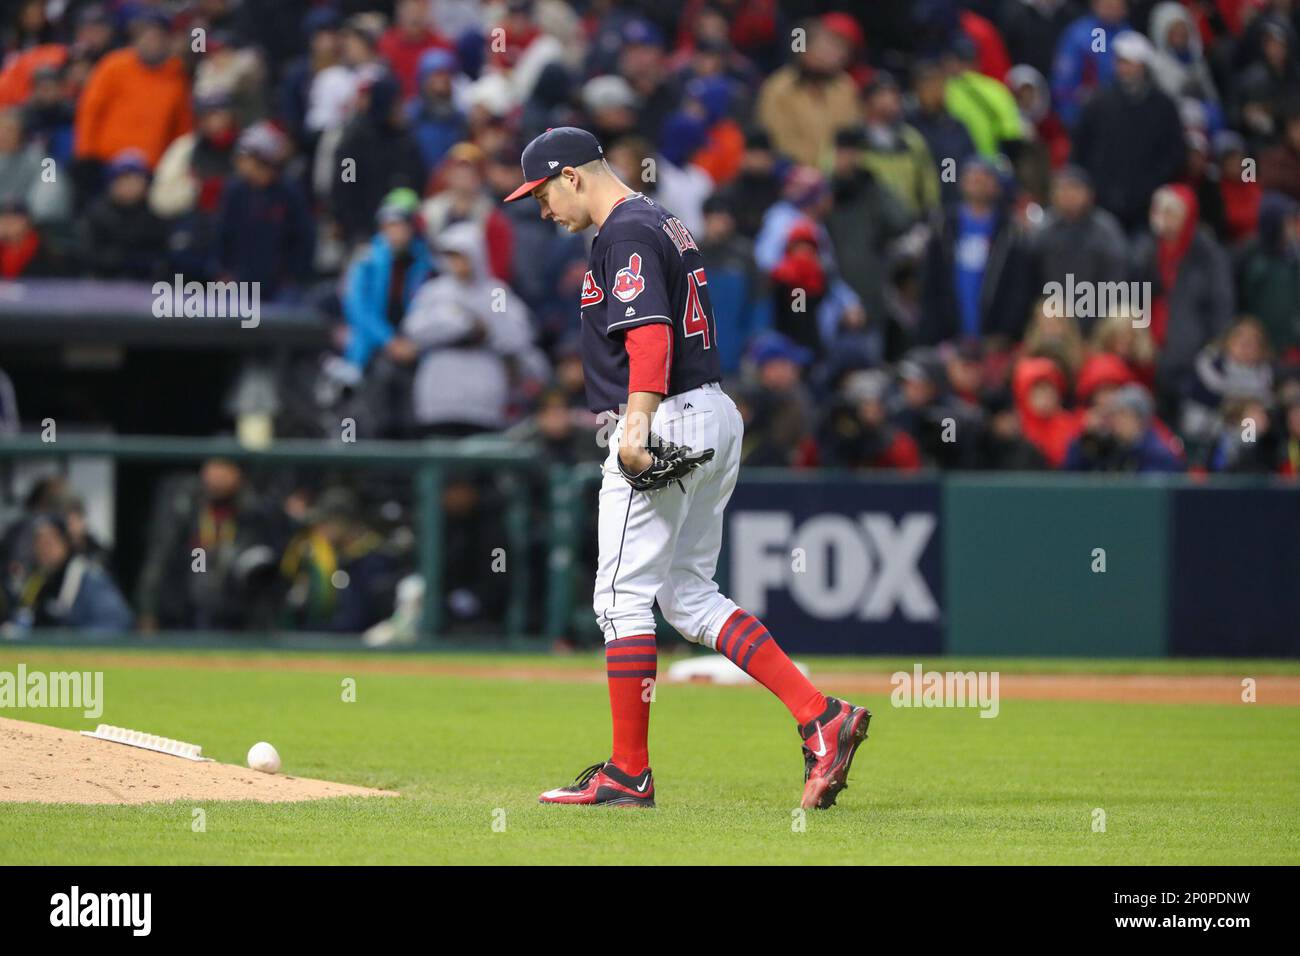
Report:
247,741,281,774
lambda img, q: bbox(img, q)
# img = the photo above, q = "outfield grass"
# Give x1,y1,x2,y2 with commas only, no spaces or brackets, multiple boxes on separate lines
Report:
1,649,1298,865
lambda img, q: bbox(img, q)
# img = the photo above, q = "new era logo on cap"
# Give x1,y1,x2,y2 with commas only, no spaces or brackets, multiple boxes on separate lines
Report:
504,127,605,202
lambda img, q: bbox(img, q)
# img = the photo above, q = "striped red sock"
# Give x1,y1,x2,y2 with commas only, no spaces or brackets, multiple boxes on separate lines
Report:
605,635,657,774
715,609,826,725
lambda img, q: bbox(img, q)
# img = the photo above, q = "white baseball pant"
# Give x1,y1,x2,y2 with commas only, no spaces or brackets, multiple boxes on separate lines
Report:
594,382,743,648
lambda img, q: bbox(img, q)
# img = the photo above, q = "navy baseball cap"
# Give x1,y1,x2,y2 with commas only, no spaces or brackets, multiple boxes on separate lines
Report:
503,127,605,202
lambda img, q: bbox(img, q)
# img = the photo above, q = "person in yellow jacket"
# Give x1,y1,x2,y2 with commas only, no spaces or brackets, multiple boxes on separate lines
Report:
941,38,1024,159
73,12,192,174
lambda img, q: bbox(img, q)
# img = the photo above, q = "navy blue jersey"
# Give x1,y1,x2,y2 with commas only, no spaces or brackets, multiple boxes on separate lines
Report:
579,193,722,412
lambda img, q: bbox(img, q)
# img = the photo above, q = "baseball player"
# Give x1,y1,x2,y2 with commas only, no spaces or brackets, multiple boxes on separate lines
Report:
504,128,870,809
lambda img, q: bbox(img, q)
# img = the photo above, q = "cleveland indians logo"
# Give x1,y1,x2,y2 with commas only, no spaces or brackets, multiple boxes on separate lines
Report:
611,253,646,303
580,270,604,307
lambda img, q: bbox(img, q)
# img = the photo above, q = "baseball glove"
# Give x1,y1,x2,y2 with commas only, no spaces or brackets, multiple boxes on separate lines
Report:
618,433,715,492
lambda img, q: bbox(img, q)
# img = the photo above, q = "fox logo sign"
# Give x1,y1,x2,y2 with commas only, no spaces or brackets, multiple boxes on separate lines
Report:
611,252,646,302
730,512,938,621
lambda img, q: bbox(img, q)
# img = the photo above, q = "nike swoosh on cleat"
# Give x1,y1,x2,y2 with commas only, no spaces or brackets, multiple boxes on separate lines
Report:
636,775,650,792
810,722,828,758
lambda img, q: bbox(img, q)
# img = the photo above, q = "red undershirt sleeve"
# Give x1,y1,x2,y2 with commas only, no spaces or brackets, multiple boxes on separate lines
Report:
624,322,672,396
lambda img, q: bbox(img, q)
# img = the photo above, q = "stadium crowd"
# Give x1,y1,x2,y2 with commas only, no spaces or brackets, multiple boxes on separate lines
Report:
2,0,1300,636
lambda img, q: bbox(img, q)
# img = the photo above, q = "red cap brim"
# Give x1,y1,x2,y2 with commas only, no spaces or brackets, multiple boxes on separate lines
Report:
503,176,550,203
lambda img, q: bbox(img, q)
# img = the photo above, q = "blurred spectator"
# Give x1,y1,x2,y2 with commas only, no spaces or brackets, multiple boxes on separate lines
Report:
193,31,267,127
1133,183,1234,407
408,48,466,173
342,187,435,374
331,70,426,246
1072,30,1187,232
20,64,75,170
941,37,1025,159
1148,3,1219,107
149,91,239,263
216,122,314,300
716,127,783,239
697,194,769,375
1063,382,1184,471
379,0,453,100
1006,64,1070,196
1013,354,1083,466
919,158,1034,345
0,107,71,224
1231,17,1300,147
818,369,922,470
73,12,192,185
860,72,941,219
11,513,132,634
659,75,744,186
907,59,977,209
78,148,168,279
401,222,541,435
1181,316,1275,450
1212,131,1261,244
505,387,605,465
892,347,985,468
1090,310,1158,387
1030,166,1128,335
1237,191,1300,355
279,488,400,633
136,458,279,632
756,16,859,167
1051,0,1130,128
278,7,342,145
1002,0,1081,80
734,332,817,466
0,196,59,277
1259,106,1300,201
617,18,680,147
1208,396,1283,472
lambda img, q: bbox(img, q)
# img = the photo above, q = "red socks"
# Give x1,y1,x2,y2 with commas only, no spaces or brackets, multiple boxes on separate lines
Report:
715,609,827,725
605,635,657,774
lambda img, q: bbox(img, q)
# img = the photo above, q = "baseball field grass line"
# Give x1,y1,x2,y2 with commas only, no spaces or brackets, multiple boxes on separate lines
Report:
4,646,1300,675
1,657,1297,864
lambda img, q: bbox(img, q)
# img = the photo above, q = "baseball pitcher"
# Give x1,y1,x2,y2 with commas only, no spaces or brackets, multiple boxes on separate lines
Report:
504,128,871,809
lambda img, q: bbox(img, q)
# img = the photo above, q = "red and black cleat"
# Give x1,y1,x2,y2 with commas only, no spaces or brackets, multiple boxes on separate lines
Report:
538,761,656,807
799,697,871,810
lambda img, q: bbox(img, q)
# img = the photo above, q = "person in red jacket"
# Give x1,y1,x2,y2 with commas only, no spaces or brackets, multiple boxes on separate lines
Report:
1012,355,1084,466
377,0,451,101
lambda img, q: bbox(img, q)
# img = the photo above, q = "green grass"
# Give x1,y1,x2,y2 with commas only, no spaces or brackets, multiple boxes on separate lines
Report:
1,649,1298,864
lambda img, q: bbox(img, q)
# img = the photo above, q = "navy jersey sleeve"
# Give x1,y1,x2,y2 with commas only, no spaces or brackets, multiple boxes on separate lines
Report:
600,238,674,337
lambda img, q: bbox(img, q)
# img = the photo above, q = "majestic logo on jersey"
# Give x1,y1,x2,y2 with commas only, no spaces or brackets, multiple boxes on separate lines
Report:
580,270,604,307
611,253,646,303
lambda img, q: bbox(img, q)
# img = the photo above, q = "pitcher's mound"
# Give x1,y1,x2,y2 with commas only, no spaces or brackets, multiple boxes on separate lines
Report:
0,717,399,805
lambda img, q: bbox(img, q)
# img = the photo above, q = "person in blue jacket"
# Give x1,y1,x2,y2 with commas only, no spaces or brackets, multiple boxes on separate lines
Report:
341,187,435,374
1051,0,1131,128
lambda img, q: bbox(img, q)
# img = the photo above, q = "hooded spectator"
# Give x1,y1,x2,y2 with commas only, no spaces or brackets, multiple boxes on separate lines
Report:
73,12,192,173
331,70,426,247
1012,355,1083,466
1237,191,1300,355
1133,183,1234,403
1231,16,1300,145
215,122,314,300
756,16,859,166
919,158,1035,345
1149,2,1220,106
401,222,543,435
1072,30,1187,232
407,48,466,173
78,148,169,279
1006,64,1070,195
941,37,1025,159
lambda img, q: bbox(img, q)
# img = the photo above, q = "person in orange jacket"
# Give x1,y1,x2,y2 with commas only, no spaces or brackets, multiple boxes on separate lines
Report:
73,11,192,197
